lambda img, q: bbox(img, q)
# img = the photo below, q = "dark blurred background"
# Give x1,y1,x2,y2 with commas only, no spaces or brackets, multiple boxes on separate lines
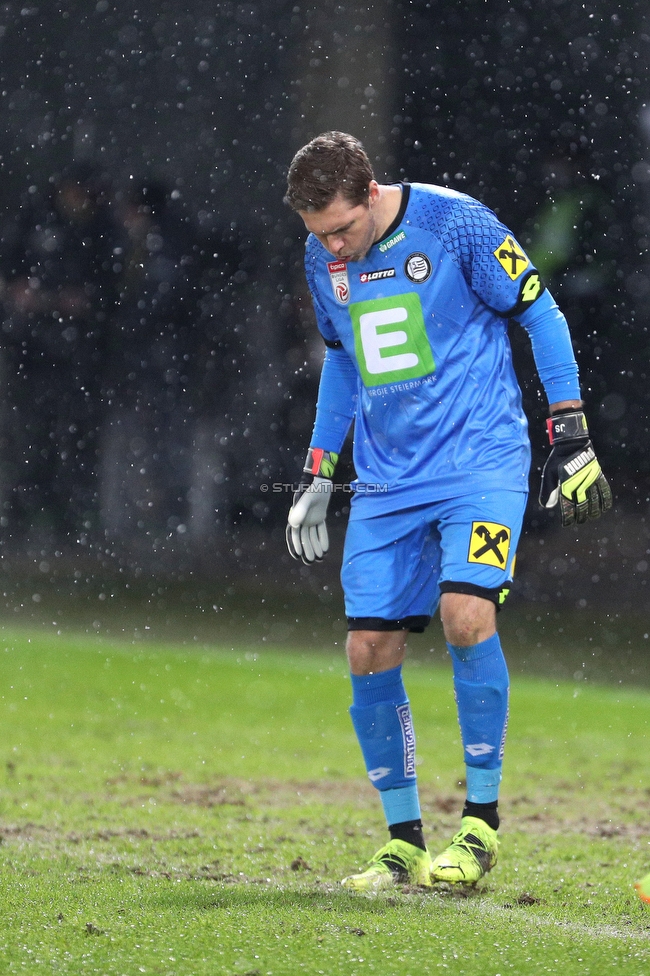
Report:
0,0,647,652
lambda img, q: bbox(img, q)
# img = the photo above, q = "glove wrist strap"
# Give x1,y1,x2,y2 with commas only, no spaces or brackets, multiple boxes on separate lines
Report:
546,410,588,445
303,447,339,479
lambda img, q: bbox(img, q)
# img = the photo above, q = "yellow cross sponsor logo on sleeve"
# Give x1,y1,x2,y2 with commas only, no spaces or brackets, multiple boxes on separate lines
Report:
494,235,530,280
468,521,511,568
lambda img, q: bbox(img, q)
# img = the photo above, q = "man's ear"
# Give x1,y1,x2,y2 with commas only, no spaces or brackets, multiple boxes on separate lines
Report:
367,181,380,204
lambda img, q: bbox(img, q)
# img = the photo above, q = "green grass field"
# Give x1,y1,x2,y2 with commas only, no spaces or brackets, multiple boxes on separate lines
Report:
1,625,649,974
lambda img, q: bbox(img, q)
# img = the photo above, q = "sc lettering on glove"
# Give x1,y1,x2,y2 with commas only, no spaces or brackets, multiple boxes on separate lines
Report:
539,410,612,527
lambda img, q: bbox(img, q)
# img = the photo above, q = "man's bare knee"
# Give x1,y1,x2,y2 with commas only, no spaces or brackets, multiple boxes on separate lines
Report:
440,592,496,647
346,630,407,676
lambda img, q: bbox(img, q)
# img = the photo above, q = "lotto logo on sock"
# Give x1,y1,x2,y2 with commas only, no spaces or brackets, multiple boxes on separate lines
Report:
466,742,495,757
397,703,416,778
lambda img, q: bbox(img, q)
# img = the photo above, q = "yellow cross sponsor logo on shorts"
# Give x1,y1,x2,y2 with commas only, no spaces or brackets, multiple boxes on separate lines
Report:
468,521,511,568
494,235,529,280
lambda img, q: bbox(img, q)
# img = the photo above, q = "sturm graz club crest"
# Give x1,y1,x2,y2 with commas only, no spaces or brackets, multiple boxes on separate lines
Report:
328,260,350,305
404,252,432,283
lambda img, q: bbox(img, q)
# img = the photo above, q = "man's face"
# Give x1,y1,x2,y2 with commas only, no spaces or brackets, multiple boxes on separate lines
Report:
298,185,378,262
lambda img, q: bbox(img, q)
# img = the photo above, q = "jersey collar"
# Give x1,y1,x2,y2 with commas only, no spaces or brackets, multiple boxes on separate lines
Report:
375,182,410,248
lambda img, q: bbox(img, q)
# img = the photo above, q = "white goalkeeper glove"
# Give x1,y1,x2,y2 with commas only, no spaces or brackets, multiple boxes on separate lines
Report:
539,409,612,526
286,449,338,565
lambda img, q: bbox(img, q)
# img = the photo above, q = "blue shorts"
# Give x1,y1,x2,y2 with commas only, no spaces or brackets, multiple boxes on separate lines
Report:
342,490,527,632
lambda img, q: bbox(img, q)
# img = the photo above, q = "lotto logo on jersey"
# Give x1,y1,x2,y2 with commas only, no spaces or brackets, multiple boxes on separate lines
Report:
327,260,350,305
518,270,543,305
468,521,511,568
494,236,529,280
349,293,435,387
359,268,396,283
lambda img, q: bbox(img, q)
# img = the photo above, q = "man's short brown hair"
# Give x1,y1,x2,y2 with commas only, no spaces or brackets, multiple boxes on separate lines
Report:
284,131,375,213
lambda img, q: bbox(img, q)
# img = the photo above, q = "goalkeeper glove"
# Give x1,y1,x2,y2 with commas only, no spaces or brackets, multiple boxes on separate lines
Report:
539,409,612,526
286,448,338,565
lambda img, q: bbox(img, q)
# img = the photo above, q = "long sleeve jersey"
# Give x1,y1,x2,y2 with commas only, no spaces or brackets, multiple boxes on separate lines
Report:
304,182,580,518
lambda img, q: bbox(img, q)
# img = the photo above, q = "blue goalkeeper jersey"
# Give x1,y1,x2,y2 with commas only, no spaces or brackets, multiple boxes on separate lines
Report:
304,182,580,517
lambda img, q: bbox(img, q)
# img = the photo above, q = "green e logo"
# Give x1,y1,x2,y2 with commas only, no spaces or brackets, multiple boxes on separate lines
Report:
349,293,435,387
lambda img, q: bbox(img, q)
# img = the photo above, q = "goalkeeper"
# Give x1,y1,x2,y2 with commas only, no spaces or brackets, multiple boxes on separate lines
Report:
284,131,611,891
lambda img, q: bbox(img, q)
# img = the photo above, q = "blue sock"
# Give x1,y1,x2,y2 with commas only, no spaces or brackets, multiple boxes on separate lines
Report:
447,633,509,804
349,666,421,825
